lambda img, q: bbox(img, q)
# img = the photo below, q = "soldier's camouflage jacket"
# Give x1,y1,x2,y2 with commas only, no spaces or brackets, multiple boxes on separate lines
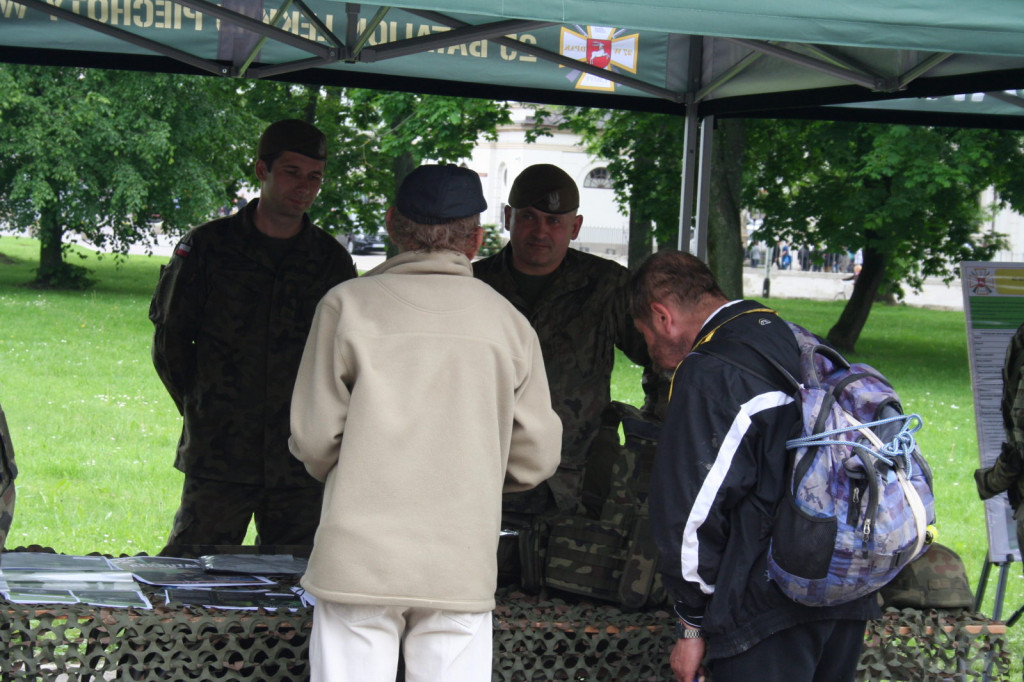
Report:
975,321,1024,552
474,246,661,511
0,400,16,552
149,200,357,488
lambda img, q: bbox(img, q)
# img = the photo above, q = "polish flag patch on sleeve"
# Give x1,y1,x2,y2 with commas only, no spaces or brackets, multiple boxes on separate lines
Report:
174,243,192,258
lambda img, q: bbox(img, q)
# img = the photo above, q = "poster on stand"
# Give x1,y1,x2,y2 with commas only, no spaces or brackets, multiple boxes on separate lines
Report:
961,261,1024,563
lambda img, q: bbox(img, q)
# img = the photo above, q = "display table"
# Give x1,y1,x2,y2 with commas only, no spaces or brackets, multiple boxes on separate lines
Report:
0,549,1012,681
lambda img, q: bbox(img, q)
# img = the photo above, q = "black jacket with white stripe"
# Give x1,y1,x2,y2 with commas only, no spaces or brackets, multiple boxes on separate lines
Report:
650,299,878,660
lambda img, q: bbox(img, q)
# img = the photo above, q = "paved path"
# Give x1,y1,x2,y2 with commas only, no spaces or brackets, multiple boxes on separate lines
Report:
746,267,964,310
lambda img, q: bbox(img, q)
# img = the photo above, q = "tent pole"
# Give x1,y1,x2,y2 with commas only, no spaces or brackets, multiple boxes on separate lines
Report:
693,115,714,261
676,110,713,260
677,107,699,253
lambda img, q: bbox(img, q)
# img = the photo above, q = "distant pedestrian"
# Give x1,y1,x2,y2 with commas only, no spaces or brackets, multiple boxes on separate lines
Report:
798,245,809,272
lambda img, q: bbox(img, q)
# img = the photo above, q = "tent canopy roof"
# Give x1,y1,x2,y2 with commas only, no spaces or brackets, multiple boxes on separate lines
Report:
2,0,1024,127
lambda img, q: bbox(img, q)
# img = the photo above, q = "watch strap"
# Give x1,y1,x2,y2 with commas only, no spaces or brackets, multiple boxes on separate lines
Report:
675,620,704,639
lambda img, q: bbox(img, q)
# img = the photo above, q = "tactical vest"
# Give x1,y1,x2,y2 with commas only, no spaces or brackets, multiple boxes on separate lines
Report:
544,401,668,609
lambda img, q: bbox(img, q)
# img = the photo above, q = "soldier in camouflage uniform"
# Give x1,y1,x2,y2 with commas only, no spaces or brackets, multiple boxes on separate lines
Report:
474,164,663,516
149,120,357,553
975,321,1024,567
0,400,17,553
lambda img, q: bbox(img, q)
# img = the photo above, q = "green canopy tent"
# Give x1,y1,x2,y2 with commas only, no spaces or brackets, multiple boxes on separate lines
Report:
3,0,1024,633
2,0,1024,251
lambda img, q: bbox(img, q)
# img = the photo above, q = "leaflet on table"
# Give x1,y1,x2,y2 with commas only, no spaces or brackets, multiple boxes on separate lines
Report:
292,585,315,607
0,569,153,608
199,554,308,576
164,587,306,610
107,556,275,587
0,552,113,571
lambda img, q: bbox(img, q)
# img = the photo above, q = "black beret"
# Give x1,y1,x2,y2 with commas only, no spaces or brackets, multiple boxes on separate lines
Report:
396,164,487,225
257,119,327,161
508,164,579,214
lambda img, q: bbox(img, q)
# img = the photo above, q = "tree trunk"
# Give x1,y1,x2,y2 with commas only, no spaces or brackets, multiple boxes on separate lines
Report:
826,246,887,353
708,119,746,300
393,150,416,198
302,87,318,124
387,151,417,258
627,206,653,271
36,207,66,283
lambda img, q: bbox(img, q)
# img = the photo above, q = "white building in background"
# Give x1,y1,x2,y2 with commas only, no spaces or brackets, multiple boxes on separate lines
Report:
985,188,1024,263
462,104,631,264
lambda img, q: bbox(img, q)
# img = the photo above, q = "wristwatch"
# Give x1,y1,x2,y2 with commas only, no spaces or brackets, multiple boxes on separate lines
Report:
675,621,703,639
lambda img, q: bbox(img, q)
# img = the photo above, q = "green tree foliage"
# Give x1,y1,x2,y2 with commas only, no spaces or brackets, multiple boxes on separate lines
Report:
0,67,510,288
549,108,1024,350
342,89,511,246
478,223,504,258
0,64,260,288
744,120,1024,351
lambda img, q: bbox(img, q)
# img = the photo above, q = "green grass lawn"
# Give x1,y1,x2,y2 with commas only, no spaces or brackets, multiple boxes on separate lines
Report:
1,235,1021,664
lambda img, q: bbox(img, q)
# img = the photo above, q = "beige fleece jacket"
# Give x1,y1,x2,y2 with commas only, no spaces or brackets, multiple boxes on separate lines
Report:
289,250,561,612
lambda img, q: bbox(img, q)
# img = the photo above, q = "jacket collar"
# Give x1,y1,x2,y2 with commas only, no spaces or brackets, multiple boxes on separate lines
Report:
364,250,473,278
232,198,320,266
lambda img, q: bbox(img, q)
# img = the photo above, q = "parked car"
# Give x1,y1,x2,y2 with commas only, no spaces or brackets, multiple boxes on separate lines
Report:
348,231,388,255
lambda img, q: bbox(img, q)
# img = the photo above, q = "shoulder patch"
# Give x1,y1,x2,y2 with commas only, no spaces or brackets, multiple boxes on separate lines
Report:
174,243,192,258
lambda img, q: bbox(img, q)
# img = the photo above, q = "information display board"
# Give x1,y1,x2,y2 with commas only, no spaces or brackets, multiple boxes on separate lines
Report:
961,261,1024,563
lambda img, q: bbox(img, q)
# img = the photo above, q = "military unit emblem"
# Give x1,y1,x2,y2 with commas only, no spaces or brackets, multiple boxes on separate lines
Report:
559,26,639,92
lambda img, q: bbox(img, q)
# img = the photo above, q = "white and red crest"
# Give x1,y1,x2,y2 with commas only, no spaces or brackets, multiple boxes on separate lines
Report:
559,26,639,92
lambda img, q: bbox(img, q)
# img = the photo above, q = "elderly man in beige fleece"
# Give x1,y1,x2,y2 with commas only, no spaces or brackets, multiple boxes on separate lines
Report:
289,163,562,682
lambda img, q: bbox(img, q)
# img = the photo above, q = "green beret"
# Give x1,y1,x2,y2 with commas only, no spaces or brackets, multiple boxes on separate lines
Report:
508,164,579,214
257,119,327,161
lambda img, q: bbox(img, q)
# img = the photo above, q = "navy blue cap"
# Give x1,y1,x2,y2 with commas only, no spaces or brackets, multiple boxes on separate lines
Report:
396,164,487,225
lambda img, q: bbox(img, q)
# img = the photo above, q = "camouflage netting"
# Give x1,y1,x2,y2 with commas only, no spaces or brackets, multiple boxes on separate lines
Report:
859,607,1011,682
494,589,675,681
2,598,311,681
0,565,1011,681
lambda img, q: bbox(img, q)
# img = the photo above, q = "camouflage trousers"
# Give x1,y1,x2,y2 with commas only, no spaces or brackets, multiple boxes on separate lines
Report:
0,481,14,552
160,476,323,555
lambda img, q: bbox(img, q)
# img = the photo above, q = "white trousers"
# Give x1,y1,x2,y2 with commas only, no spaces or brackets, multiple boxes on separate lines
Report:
310,601,493,682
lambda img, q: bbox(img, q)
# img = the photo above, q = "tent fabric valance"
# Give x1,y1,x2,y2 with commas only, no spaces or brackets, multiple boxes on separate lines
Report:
2,0,1024,126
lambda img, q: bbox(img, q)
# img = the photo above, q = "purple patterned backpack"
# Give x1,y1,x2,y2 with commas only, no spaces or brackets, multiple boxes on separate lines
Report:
765,322,935,606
